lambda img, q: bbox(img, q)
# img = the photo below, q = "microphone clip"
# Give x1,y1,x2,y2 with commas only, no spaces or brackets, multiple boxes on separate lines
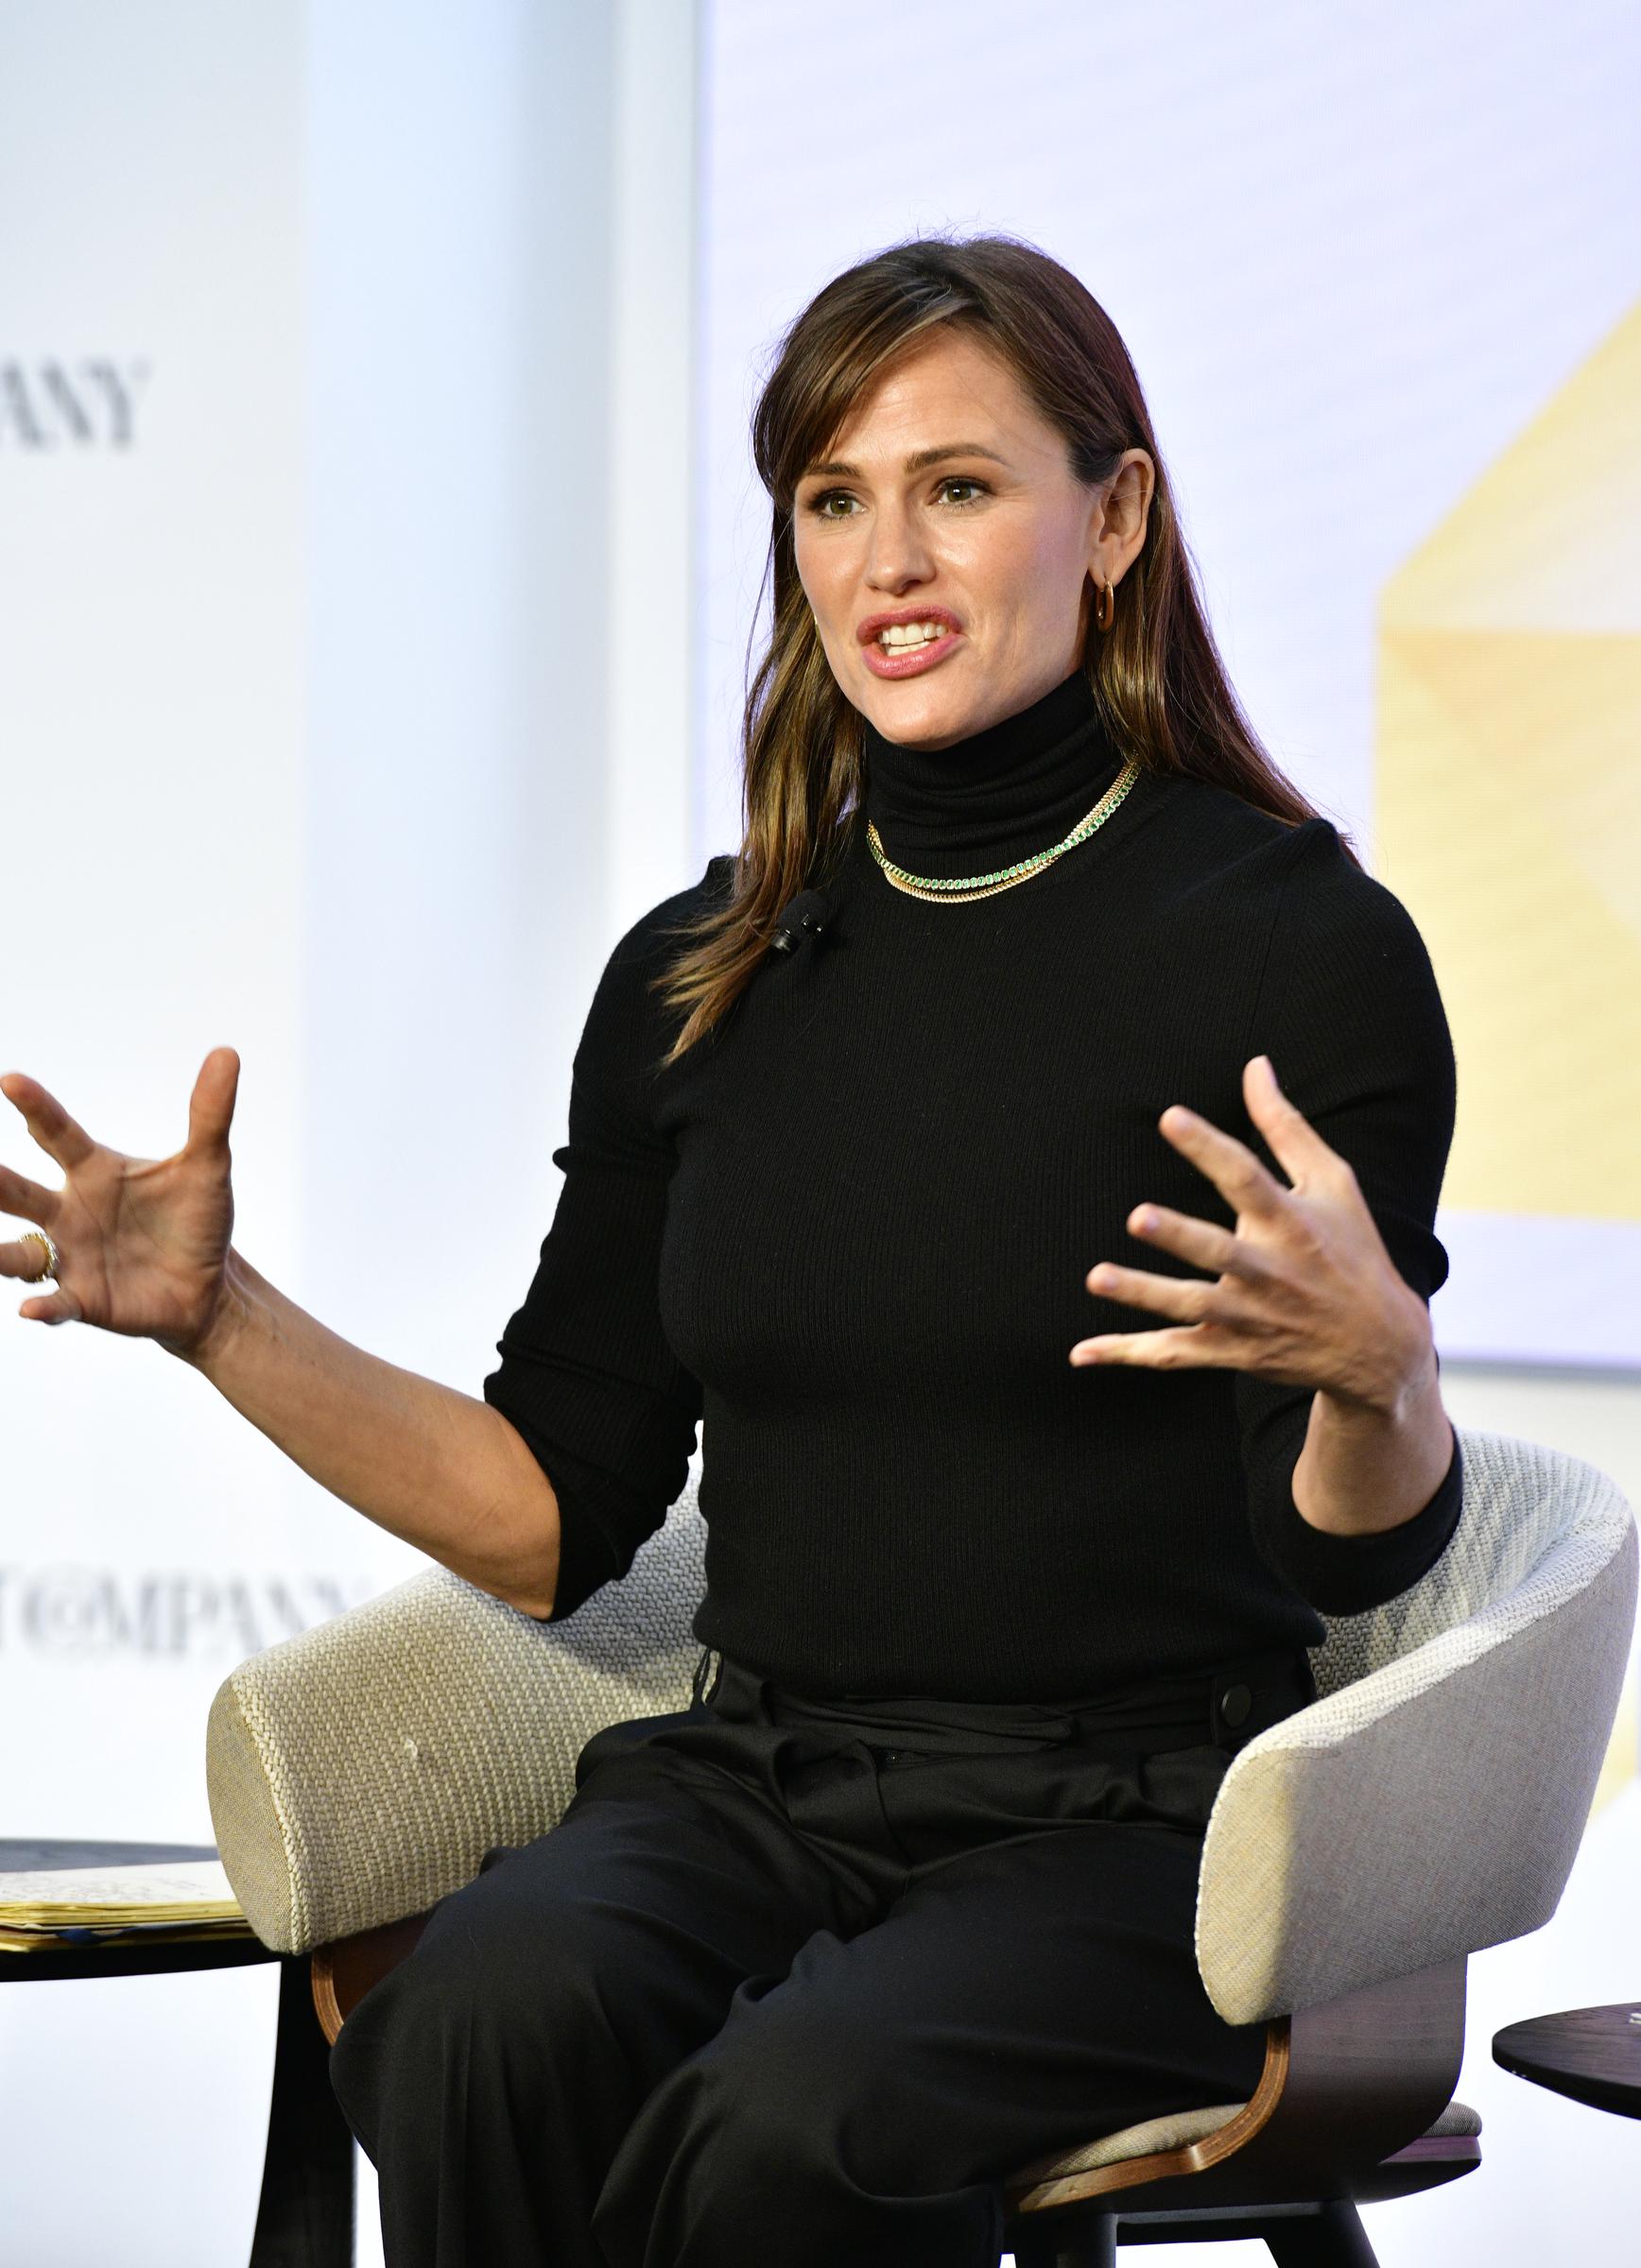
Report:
769,888,831,957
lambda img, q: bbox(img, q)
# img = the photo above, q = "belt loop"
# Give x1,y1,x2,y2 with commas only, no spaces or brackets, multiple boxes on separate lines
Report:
691,1646,723,1710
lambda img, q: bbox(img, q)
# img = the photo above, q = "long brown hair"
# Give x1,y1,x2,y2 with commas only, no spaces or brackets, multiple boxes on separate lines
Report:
658,231,1356,1059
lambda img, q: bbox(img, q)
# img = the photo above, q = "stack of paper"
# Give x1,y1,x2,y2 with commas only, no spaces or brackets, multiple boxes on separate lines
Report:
0,1859,250,1950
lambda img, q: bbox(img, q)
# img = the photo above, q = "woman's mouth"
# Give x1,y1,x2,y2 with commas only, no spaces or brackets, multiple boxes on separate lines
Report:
861,620,965,680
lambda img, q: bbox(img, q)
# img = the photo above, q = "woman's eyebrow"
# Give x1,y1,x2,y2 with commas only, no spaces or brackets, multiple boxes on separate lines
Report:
800,442,1011,480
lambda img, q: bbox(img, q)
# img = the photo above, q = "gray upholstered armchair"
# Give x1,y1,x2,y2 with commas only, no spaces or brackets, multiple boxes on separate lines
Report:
207,1427,1636,2265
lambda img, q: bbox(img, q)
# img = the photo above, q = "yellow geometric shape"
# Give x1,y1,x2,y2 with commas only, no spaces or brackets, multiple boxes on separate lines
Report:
1375,300,1641,1219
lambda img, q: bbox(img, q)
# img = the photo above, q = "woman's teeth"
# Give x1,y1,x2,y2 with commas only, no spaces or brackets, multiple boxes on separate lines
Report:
878,622,951,648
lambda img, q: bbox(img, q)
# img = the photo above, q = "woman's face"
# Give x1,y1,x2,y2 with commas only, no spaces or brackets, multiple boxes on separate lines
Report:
793,327,1154,750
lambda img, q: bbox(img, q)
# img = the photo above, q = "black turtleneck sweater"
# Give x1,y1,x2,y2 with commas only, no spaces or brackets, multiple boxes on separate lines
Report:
483,669,1463,1701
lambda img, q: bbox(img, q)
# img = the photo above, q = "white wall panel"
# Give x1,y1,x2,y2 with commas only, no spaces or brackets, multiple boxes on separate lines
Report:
1,8,307,2253
606,0,704,937
2,0,309,1807
1,4,700,2259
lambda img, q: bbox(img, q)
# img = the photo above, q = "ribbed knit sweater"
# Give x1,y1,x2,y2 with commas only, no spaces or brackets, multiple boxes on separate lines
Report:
483,668,1463,1702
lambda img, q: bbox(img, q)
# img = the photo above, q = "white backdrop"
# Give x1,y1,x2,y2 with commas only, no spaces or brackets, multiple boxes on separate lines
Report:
2,7,311,2252
1,3,694,2260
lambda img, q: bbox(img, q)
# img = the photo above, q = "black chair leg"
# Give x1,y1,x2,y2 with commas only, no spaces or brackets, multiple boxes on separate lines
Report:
1261,2201,1380,2268
249,1954,355,2266
1011,2219,1116,2268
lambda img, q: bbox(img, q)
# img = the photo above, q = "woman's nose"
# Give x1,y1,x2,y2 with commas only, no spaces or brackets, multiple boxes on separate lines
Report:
863,504,934,593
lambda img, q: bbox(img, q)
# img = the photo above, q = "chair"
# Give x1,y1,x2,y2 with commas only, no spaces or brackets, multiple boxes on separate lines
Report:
206,1427,1636,2264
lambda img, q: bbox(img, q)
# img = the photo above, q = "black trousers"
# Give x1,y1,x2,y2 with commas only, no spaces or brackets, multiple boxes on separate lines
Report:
330,1641,1315,2268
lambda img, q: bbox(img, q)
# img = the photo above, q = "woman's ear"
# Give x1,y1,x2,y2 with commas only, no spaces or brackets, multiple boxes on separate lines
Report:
1091,450,1156,587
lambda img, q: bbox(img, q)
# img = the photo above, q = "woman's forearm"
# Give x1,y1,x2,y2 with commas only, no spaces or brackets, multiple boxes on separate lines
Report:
176,1247,561,1615
1290,1334,1455,1538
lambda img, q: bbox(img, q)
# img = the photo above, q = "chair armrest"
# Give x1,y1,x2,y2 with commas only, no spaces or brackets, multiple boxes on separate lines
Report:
205,1501,705,1952
1196,1478,1637,2025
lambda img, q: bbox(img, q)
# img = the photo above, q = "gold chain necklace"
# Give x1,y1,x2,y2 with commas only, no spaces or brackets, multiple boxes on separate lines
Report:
867,760,1140,905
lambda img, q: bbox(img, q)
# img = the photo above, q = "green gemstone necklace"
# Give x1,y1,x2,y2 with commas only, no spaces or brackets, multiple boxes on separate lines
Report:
867,759,1140,905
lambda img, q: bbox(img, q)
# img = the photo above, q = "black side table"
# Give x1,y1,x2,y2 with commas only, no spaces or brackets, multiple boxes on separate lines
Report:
1493,2001,1641,2122
1,1840,354,2265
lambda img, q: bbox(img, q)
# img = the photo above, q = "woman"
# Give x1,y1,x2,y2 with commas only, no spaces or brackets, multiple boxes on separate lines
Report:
1,234,1461,2267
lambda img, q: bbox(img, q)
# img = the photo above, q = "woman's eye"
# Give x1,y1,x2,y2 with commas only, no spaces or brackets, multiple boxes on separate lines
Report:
803,477,988,520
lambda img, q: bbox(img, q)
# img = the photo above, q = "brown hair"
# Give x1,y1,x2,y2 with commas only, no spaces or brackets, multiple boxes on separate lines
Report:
658,231,1356,1058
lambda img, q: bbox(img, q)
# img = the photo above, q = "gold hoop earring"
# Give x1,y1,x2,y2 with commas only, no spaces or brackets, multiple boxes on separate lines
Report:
1094,576,1115,634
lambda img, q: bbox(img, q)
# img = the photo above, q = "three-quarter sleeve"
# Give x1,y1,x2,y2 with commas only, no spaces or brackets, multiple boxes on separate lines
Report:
483,900,706,1621
1235,820,1463,1616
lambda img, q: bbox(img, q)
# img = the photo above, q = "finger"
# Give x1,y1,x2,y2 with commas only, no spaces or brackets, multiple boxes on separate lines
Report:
1083,1260,1218,1322
1121,1202,1272,1282
1070,1323,1245,1370
0,1072,97,1175
1,1235,60,1281
18,1284,82,1325
1243,1055,1345,1183
1157,1103,1288,1217
0,1160,61,1227
186,1047,239,1157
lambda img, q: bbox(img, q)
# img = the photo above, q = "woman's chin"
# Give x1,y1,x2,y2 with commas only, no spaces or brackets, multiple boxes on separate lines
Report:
856,670,988,751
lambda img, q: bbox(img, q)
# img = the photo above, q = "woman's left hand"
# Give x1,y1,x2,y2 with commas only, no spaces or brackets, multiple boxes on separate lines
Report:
1070,1054,1434,1415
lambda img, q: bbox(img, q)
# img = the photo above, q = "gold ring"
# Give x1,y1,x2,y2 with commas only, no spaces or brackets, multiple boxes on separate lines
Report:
18,1229,60,1282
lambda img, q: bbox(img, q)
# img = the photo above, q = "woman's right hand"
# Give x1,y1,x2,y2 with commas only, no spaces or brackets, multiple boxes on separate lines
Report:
0,1046,241,1356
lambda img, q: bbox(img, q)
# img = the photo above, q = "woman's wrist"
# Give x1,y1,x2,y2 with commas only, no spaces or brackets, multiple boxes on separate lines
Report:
1291,1328,1454,1539
170,1246,258,1372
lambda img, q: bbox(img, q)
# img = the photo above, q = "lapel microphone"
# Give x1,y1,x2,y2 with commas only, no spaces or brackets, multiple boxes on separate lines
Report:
769,888,831,957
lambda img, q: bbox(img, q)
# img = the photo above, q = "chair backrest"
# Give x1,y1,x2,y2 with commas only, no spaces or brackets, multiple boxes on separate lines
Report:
548,1479,707,1689
1193,1426,1637,2022
1309,1425,1636,1696
208,1425,1634,1958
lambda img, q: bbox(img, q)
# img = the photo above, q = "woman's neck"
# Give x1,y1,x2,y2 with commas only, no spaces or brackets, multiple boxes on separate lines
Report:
858,669,1124,882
